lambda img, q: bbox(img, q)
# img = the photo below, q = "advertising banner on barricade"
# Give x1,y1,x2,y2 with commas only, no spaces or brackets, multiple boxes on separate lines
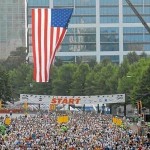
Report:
57,115,69,124
20,94,125,105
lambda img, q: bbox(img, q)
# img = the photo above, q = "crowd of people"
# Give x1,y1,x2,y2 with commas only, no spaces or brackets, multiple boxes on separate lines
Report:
0,112,149,150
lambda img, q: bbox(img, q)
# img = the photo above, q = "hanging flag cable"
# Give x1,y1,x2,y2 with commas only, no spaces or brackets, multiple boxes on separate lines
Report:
125,0,150,34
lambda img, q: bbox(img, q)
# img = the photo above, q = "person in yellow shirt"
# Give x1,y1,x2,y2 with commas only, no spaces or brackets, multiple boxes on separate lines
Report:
4,115,11,126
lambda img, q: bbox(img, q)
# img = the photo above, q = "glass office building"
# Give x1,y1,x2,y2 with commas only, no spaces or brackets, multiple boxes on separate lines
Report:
0,0,26,59
27,0,150,64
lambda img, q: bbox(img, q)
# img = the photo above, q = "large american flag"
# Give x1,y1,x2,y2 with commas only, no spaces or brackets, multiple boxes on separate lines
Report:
32,8,73,82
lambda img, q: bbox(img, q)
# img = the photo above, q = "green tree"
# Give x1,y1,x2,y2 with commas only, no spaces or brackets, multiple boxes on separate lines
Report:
94,63,118,95
52,64,77,95
88,59,97,68
118,58,130,78
118,58,150,105
4,47,27,70
132,65,150,108
126,52,139,64
140,52,147,59
84,63,103,95
0,65,11,102
84,71,97,95
101,58,111,67
54,57,63,67
70,63,90,96
9,63,31,100
22,67,52,95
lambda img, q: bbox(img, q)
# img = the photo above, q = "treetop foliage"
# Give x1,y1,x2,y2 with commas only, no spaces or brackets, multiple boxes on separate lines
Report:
0,51,150,108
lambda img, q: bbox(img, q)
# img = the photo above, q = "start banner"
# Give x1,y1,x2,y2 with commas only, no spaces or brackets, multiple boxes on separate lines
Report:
20,94,125,105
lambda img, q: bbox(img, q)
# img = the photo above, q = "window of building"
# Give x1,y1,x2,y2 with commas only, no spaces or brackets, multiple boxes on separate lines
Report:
54,0,74,6
123,0,150,23
54,0,96,24
100,55,119,64
76,56,96,64
28,0,49,7
100,0,119,23
100,27,119,51
123,27,150,51
55,56,75,63
60,28,96,52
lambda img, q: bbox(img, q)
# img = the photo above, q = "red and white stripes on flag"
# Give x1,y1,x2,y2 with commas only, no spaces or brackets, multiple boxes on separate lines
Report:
32,9,71,82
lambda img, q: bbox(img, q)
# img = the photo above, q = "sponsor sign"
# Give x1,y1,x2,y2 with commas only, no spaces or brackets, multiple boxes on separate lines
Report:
4,117,11,126
112,117,123,126
51,97,80,104
57,115,69,124
23,102,28,110
49,104,56,111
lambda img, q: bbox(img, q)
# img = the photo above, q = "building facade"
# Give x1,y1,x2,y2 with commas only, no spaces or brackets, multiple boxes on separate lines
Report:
0,0,26,60
27,0,150,64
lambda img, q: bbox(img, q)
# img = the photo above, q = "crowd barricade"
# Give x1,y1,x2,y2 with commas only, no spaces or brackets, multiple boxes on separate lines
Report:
0,109,24,113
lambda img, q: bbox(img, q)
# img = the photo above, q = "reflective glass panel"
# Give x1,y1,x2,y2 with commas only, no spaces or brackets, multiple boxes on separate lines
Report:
60,28,96,52
100,27,119,51
76,56,96,63
123,27,150,51
54,0,96,24
123,0,150,23
55,56,75,63
100,0,119,23
100,55,119,64
28,0,49,6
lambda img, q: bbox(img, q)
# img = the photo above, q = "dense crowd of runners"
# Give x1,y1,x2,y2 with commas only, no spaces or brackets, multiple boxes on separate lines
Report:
0,112,149,150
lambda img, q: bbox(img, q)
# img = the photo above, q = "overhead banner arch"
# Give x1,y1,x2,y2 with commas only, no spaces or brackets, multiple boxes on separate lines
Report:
20,94,125,105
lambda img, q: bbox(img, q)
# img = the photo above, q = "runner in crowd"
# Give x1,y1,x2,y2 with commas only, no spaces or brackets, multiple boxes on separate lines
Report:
0,112,149,150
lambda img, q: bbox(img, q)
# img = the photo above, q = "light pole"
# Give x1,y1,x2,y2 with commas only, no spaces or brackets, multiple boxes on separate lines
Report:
0,77,2,98
124,75,134,117
124,94,127,117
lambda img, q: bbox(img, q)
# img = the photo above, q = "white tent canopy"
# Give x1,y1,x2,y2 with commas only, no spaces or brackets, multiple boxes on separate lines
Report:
59,105,79,111
70,106,79,111
59,105,69,111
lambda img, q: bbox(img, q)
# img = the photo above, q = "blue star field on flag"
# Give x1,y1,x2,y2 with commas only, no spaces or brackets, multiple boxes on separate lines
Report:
51,8,73,28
